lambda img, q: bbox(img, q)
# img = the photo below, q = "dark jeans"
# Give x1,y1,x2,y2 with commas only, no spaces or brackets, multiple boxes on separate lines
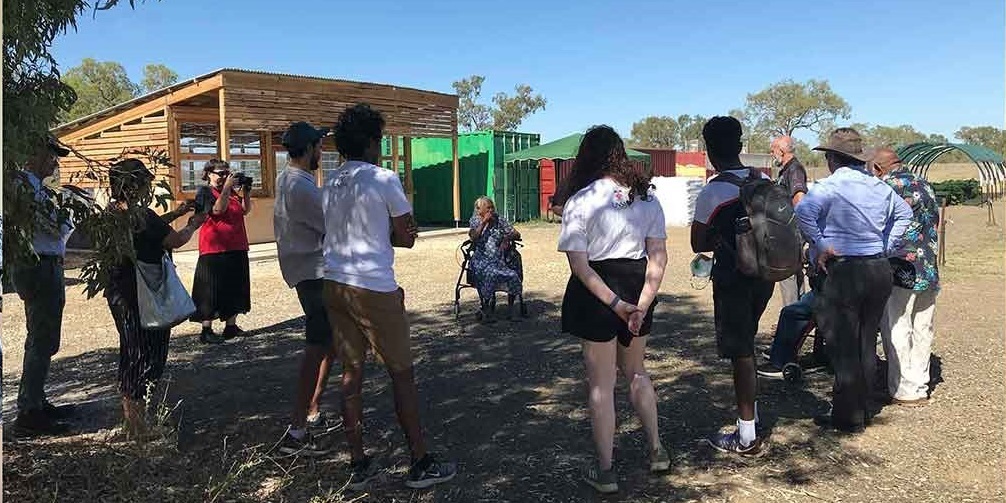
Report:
815,257,892,428
14,255,66,412
768,291,816,368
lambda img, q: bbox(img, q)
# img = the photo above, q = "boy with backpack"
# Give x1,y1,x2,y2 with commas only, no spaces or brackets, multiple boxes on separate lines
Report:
691,116,802,454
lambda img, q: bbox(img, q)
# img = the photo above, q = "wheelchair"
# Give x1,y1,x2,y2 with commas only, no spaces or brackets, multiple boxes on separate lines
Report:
454,238,528,321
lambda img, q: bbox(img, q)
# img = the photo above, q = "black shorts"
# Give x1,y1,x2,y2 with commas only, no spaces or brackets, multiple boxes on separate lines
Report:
561,258,655,347
712,269,774,359
295,279,334,346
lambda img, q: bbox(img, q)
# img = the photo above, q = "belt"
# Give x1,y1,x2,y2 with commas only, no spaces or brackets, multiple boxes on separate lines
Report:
828,253,883,264
36,254,65,264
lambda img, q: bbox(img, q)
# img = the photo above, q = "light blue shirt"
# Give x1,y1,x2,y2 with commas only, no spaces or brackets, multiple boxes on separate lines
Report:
24,171,73,257
796,165,912,259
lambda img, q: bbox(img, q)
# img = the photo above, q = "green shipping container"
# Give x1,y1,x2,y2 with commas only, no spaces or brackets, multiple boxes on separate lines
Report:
410,131,540,225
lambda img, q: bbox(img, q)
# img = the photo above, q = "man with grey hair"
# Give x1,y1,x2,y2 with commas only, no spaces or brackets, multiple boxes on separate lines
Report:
770,135,808,307
795,128,912,433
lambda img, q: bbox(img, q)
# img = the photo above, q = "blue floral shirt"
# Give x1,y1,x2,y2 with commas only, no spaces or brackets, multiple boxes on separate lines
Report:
884,170,940,292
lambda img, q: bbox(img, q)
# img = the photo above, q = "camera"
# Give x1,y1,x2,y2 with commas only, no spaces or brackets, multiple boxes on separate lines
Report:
232,172,254,191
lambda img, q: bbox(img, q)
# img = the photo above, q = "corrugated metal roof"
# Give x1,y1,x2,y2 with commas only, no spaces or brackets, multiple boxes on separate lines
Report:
52,68,457,135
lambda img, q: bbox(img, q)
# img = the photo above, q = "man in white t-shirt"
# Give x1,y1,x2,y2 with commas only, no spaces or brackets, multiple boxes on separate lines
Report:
322,104,456,491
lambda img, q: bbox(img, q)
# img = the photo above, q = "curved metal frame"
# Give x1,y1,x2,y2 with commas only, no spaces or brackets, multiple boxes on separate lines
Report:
896,142,1006,201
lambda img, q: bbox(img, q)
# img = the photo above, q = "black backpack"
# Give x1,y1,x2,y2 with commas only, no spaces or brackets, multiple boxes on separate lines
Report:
712,169,802,282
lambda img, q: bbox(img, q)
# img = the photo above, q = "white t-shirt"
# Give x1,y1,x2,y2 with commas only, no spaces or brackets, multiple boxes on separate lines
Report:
692,168,771,225
557,177,666,261
322,160,413,293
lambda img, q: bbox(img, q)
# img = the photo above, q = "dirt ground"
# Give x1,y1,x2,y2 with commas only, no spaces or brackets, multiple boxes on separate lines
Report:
3,204,1004,503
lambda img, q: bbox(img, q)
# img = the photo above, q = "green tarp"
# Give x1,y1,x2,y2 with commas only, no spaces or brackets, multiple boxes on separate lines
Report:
504,133,651,162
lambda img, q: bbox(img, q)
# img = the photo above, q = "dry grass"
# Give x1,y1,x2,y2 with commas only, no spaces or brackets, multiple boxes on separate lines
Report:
3,206,1004,502
804,163,980,183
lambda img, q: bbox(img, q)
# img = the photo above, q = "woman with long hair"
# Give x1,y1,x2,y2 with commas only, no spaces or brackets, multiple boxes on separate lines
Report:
557,126,669,494
104,159,204,438
190,159,252,343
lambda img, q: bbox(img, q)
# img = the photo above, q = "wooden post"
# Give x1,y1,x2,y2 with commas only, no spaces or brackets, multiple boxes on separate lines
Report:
452,118,461,226
403,136,414,204
218,88,229,161
939,199,948,266
261,131,274,194
165,105,182,203
391,133,400,176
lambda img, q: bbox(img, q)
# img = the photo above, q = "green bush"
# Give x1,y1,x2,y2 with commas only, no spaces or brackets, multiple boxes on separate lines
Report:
931,179,981,205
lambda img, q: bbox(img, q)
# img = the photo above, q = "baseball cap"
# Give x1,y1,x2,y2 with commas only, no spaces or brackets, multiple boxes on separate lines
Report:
281,122,329,151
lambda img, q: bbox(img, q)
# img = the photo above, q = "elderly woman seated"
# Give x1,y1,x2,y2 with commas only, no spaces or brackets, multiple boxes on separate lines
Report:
468,196,523,322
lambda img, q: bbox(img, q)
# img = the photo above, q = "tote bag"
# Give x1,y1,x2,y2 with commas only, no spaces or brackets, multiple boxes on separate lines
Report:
136,254,196,330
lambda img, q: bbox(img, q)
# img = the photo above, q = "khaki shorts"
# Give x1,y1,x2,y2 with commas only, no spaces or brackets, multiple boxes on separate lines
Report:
322,280,412,372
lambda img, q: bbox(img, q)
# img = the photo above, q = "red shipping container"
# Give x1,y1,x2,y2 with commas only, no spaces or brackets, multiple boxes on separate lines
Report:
539,159,556,216
676,151,707,168
633,148,677,177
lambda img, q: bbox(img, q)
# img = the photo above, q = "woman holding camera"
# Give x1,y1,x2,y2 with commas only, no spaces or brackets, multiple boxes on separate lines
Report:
191,158,252,343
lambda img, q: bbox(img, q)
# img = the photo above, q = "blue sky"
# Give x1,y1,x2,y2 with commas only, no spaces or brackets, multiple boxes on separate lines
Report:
53,0,1004,144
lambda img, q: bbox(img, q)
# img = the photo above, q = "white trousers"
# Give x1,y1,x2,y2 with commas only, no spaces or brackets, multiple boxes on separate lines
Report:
880,287,938,400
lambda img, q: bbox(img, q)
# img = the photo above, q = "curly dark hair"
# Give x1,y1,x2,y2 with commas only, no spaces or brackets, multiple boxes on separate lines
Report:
565,125,651,204
201,158,229,181
109,158,154,204
334,103,385,159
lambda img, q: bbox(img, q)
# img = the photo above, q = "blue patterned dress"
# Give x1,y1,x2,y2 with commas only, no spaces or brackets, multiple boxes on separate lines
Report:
468,212,522,305
884,170,940,292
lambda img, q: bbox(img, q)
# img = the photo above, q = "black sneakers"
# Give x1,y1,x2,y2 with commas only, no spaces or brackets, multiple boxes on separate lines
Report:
222,325,247,339
276,430,330,457
42,400,77,420
583,463,618,494
405,454,458,489
200,327,225,344
347,456,383,491
306,412,343,436
13,409,70,436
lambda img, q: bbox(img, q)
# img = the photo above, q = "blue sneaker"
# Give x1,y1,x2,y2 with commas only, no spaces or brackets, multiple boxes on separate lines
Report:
706,430,763,456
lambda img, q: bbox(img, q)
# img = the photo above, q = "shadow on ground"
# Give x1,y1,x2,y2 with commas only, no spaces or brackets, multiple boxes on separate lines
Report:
3,289,886,502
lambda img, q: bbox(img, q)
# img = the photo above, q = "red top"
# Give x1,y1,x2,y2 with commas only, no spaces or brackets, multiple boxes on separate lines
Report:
198,188,250,254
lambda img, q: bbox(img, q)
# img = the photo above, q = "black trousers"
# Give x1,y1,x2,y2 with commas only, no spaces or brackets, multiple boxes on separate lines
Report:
13,255,65,412
815,257,892,428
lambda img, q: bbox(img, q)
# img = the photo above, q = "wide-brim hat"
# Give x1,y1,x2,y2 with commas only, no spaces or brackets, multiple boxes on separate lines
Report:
813,128,870,162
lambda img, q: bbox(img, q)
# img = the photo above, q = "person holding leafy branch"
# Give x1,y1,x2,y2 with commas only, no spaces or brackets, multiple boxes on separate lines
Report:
103,158,204,438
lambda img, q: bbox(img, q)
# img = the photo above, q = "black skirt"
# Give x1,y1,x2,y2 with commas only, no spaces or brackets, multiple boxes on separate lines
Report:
190,250,251,322
105,264,171,401
561,257,655,347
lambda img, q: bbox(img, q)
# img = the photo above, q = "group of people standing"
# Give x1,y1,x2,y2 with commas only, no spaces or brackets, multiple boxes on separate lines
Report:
10,138,257,437
10,107,940,495
554,117,940,494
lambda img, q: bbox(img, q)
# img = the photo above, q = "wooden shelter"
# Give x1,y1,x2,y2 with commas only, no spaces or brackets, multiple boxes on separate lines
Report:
52,68,462,245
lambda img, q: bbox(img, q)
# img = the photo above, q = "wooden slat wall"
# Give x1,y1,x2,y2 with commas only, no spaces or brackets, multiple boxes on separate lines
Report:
222,72,457,138
58,111,170,188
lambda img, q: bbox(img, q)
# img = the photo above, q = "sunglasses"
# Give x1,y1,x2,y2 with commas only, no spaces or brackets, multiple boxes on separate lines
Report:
210,170,230,176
